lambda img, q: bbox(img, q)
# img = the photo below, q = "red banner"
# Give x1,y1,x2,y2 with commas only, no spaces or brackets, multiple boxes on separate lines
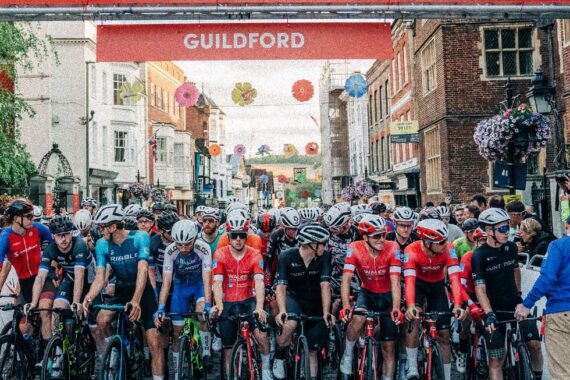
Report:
45,193,53,216
72,193,80,213
1,0,569,4
97,23,392,61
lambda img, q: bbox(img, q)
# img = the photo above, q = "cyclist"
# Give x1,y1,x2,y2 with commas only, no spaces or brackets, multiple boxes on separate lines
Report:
299,208,320,224
472,208,543,380
371,202,396,232
155,219,213,376
216,209,264,251
210,211,271,380
436,205,463,242
273,223,333,380
195,205,207,227
265,207,301,286
32,205,43,222
81,197,97,215
453,205,466,226
149,210,180,296
74,209,98,252
403,218,465,380
256,210,277,256
387,206,419,251
339,214,402,378
124,204,143,218
152,202,167,218
197,207,223,253
82,204,164,380
136,208,157,236
453,218,479,259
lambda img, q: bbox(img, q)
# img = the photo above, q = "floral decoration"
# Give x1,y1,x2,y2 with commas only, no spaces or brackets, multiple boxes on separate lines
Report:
150,188,167,203
301,190,310,199
305,142,319,155
256,144,271,157
175,82,200,107
341,180,375,202
344,74,368,98
278,174,287,184
292,79,314,102
231,82,257,106
234,144,246,156
473,103,551,162
209,144,221,156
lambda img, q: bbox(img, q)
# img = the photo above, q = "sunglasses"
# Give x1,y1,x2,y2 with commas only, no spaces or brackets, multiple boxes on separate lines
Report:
495,225,510,234
203,218,218,224
368,232,387,240
54,232,72,239
396,223,413,229
137,218,153,224
176,241,194,248
229,232,248,240
22,213,34,220
161,229,171,235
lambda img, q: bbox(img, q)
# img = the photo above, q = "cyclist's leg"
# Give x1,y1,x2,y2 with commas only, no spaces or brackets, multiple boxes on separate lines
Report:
18,277,35,338
341,288,370,373
428,281,453,379
520,319,543,378
302,306,326,378
219,301,240,377
190,282,212,357
169,282,191,378
377,291,398,378
38,277,56,341
52,277,74,334
245,298,271,377
405,280,427,376
138,284,164,378
483,323,507,380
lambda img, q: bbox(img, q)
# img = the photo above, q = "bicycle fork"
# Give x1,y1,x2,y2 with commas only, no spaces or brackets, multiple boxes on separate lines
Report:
241,321,256,379
425,322,438,380
358,317,377,380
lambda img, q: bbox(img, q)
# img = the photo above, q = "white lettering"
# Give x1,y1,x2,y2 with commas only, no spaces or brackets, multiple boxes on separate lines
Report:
277,33,289,48
201,33,213,49
182,32,305,50
234,33,247,48
291,32,305,48
183,34,198,49
222,33,232,49
260,33,276,48
248,33,259,48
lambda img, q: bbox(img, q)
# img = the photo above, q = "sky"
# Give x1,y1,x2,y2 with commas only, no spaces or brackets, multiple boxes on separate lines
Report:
177,59,375,158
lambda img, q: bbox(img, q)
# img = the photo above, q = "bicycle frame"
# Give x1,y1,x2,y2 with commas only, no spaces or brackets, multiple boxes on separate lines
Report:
421,318,438,379
168,311,208,372
93,304,131,379
351,310,391,380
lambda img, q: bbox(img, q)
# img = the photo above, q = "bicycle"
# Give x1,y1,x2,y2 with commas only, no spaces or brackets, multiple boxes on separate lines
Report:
0,294,43,380
166,311,210,380
93,303,145,380
320,316,343,380
39,305,96,380
463,312,489,380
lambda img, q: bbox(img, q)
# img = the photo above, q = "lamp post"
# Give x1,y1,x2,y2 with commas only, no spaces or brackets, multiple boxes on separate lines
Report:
83,61,95,197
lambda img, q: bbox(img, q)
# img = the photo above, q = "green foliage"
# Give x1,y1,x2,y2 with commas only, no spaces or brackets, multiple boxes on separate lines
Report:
0,132,36,188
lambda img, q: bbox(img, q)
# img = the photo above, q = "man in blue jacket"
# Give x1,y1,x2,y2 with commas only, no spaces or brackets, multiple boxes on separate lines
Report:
515,217,570,379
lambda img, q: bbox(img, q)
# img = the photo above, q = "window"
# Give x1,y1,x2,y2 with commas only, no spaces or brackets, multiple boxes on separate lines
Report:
562,20,570,46
91,121,97,161
114,131,127,162
150,83,155,107
165,92,169,114
421,39,437,94
157,137,167,163
157,87,163,110
403,45,409,84
397,52,403,91
102,72,107,104
174,143,185,168
483,26,534,77
102,126,107,158
373,90,378,122
384,81,390,114
392,60,397,94
113,74,127,105
378,86,383,119
368,95,373,124
425,126,441,191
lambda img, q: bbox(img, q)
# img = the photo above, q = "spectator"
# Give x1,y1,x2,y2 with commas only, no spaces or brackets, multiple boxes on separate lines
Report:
425,201,435,208
505,200,550,234
488,195,505,210
515,216,570,378
470,194,487,211
464,205,480,220
518,218,555,266
453,205,466,226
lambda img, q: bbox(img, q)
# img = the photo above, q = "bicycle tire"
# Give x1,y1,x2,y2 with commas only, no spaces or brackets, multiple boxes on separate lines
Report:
363,338,378,380
430,341,445,380
178,335,195,380
40,335,69,380
127,322,145,380
0,320,13,336
0,334,27,380
98,336,125,380
73,322,96,378
293,336,311,380
229,339,249,380
515,343,534,380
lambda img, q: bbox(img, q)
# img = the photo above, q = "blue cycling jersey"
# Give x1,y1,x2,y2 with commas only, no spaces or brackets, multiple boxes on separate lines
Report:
95,230,150,287
162,240,212,285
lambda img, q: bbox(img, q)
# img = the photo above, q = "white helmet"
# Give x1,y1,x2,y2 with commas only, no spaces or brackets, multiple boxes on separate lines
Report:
297,223,330,245
73,209,92,231
298,208,319,223
172,220,199,244
93,204,124,224
226,202,248,214
226,210,250,232
202,207,220,221
357,214,387,235
393,206,415,222
227,197,241,204
32,205,43,220
324,203,352,228
313,207,324,218
195,205,207,214
280,208,301,228
351,204,372,216
436,205,451,218
478,208,510,226
123,204,142,217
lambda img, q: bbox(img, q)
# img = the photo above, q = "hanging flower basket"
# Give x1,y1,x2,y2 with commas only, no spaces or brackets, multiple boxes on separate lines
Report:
341,180,374,202
473,103,551,162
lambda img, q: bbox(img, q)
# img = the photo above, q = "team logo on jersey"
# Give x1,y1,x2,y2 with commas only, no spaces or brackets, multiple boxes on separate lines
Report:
395,250,402,261
258,259,264,269
402,253,410,264
212,260,218,269
450,249,458,259
346,248,353,258
460,263,464,271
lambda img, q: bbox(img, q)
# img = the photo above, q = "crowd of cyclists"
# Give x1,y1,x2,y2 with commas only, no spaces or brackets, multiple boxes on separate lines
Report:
0,193,554,380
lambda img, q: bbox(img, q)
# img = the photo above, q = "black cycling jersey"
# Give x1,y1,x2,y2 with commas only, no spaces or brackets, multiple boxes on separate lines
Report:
328,225,360,295
471,241,522,310
40,236,94,282
276,248,331,304
386,231,420,252
149,233,169,283
266,228,298,270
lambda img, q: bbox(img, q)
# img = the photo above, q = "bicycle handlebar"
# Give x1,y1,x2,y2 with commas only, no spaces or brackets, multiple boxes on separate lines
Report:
352,310,392,318
283,314,326,322
93,303,133,313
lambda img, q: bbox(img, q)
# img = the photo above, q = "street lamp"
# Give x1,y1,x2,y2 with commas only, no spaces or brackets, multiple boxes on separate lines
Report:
526,70,553,115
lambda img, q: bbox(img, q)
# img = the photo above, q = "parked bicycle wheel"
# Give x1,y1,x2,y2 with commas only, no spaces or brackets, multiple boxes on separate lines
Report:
178,335,197,380
40,335,69,380
430,341,445,380
99,336,126,380
515,343,534,380
0,334,27,380
293,335,311,380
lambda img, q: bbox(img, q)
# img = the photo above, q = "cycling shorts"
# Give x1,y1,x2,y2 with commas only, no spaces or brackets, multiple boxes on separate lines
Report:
484,315,540,359
286,295,326,350
355,288,397,341
170,282,205,326
413,279,451,330
219,298,260,349
106,284,157,331
19,275,56,305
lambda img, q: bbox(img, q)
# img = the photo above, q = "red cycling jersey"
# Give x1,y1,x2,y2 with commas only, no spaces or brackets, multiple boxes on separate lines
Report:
343,240,401,293
212,245,264,302
460,250,475,303
403,240,463,307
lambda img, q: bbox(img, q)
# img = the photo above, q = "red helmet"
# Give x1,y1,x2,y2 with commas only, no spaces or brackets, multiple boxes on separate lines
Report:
257,212,276,233
358,214,387,235
416,219,448,243
472,228,487,239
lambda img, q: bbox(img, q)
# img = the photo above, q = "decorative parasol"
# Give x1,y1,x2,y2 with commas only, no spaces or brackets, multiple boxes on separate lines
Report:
292,79,314,102
256,144,271,157
259,174,269,184
234,144,246,156
344,74,368,98
119,79,145,104
232,82,257,106
175,82,200,107
305,142,319,155
278,174,287,184
209,144,221,156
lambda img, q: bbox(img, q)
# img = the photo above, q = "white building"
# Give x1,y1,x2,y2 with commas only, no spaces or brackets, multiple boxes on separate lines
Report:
340,79,369,179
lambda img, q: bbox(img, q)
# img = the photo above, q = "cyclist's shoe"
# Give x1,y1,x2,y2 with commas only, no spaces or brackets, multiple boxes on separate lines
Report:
272,358,286,379
262,367,273,380
406,366,420,380
212,335,222,352
456,352,467,374
339,353,353,375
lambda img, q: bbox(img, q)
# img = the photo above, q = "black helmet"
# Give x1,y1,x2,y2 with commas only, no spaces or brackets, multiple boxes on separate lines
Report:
371,202,387,214
152,202,166,212
136,209,155,221
123,216,139,231
461,218,479,231
157,211,180,231
49,215,75,235
165,203,177,212
5,199,33,221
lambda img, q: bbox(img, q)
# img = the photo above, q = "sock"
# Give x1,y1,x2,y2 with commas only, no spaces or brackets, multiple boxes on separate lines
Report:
444,363,451,380
144,347,150,360
261,354,270,369
275,346,287,360
406,347,418,369
172,352,179,379
344,338,356,356
152,376,164,380
534,371,543,380
199,331,211,355
381,376,393,380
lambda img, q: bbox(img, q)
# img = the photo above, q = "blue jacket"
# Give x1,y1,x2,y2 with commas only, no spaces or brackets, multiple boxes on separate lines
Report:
523,236,570,314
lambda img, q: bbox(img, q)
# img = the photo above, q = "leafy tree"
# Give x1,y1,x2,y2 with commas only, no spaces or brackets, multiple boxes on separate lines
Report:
0,22,53,190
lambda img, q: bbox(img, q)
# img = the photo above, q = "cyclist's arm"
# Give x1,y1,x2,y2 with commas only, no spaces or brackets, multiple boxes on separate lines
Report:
131,231,151,304
30,269,48,307
403,252,417,307
475,284,493,314
159,271,173,307
275,250,289,314
73,268,85,305
147,258,157,291
197,241,213,305
35,222,54,244
390,274,401,309
321,281,331,315
340,272,352,309
253,252,265,311
212,253,225,307
85,239,109,302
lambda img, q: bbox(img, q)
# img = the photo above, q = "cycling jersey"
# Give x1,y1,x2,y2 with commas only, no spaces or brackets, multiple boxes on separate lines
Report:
95,230,150,288
265,228,298,286
162,239,212,284
386,231,419,252
453,236,475,259
216,232,264,252
40,236,95,282
275,248,331,303
198,230,223,253
459,250,475,301
328,225,360,296
0,222,53,279
343,240,401,294
403,240,462,307
149,233,169,283
471,242,521,310
212,246,264,303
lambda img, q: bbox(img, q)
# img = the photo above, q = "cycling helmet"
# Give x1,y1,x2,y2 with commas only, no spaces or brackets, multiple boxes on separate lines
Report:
280,208,301,228
81,197,97,208
473,228,487,239
136,209,155,221
323,203,352,228
420,207,440,220
156,211,180,231
49,215,75,235
6,199,33,218
413,212,420,227
358,214,387,235
123,216,138,231
227,197,241,204
436,205,451,218
123,204,142,217
92,204,124,224
351,204,372,216
230,208,250,221
165,204,177,212
73,209,92,231
32,205,43,220
297,223,330,245
226,210,250,232
226,202,248,215
371,202,387,214
313,207,324,218
152,202,166,212
416,219,449,242
353,213,367,224
393,206,415,222
268,208,281,221
461,218,479,231
202,207,221,221
478,208,510,226
257,211,277,233
172,220,199,244
298,208,319,223
195,205,207,214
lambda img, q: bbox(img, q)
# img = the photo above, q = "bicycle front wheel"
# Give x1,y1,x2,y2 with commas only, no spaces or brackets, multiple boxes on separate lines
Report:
0,334,26,380
430,341,445,380
515,343,534,380
127,322,145,380
98,336,125,380
363,338,378,380
40,336,69,380
293,336,311,380
229,339,259,380
178,335,195,380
